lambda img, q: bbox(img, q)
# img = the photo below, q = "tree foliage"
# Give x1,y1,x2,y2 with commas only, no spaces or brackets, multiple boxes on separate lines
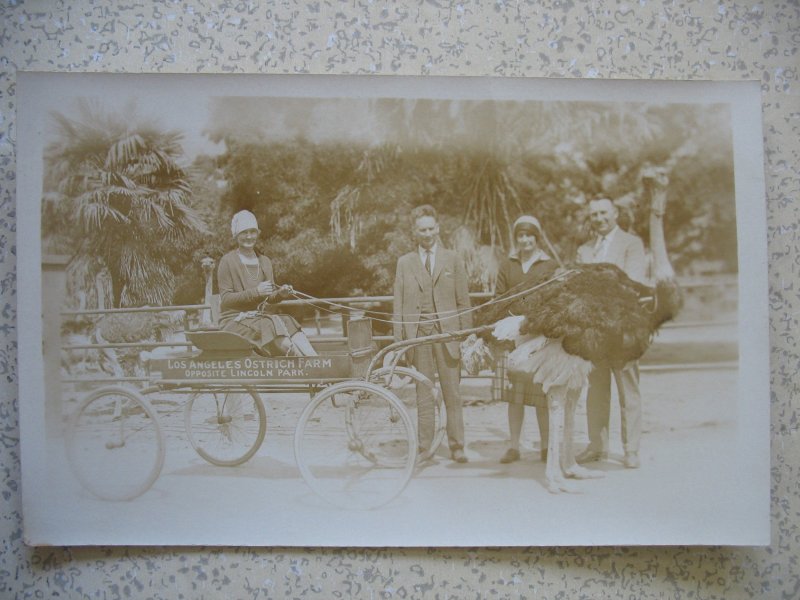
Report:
43,101,208,307
194,99,735,300
43,97,737,307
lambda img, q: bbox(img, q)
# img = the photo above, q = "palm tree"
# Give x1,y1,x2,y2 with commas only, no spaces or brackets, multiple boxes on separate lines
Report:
329,143,402,250
44,100,207,307
462,151,523,251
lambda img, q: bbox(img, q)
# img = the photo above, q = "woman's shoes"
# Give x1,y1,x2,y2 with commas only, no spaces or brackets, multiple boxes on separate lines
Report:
499,448,520,463
575,447,607,464
451,448,468,463
624,452,640,469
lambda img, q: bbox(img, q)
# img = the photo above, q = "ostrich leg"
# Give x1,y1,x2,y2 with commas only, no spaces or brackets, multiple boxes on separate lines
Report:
544,386,577,493
563,386,604,480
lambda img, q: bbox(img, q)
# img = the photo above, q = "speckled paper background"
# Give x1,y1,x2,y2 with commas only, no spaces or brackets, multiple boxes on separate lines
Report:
1,0,797,597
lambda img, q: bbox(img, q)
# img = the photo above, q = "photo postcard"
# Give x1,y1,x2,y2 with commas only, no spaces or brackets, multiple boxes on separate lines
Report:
16,73,769,546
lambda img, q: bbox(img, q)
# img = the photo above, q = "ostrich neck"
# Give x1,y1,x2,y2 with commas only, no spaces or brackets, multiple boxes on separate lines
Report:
649,190,675,281
202,268,214,307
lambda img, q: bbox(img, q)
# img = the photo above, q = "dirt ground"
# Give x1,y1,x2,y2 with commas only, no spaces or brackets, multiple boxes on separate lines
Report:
25,320,766,546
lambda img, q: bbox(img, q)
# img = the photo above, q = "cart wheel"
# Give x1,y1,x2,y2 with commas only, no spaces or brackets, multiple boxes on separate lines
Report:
66,386,165,501
294,380,416,510
369,366,445,462
184,388,266,467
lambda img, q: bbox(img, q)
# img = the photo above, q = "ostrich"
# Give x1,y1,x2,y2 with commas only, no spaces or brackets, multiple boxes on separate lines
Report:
200,256,216,327
466,171,682,493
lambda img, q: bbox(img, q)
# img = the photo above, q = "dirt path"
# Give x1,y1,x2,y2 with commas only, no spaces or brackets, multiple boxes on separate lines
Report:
30,363,759,546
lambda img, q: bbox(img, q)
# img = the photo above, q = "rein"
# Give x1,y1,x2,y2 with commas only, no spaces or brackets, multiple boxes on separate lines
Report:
283,269,578,327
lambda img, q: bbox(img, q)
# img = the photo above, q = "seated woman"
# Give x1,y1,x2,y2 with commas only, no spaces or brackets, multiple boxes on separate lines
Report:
496,215,558,464
217,210,317,356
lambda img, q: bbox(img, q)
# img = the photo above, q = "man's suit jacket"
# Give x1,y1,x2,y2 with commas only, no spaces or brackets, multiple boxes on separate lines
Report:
577,227,647,284
393,247,473,359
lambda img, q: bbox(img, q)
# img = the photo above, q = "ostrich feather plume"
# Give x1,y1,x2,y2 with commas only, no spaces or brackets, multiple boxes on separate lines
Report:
492,315,527,343
460,334,495,376
507,336,592,392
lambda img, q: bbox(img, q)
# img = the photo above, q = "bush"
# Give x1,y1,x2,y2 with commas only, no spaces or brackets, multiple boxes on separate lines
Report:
98,312,184,343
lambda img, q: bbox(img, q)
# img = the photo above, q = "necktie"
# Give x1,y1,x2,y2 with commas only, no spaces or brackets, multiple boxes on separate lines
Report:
594,235,607,260
424,250,432,276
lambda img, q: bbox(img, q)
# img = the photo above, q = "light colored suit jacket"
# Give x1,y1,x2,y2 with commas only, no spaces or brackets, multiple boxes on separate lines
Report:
577,227,647,284
393,247,473,359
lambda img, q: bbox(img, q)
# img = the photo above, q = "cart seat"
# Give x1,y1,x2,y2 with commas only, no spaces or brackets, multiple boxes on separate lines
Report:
189,294,262,355
186,330,263,357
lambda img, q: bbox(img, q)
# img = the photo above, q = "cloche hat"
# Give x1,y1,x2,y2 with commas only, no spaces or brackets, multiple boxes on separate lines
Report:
231,210,259,238
512,215,542,233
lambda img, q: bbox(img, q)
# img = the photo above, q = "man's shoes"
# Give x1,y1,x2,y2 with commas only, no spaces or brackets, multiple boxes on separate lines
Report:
451,448,468,463
575,447,607,464
416,448,432,466
624,452,640,469
499,448,520,464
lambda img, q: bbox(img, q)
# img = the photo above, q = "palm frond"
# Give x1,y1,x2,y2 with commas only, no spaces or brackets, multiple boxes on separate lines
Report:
76,199,129,231
106,133,146,169
47,104,222,306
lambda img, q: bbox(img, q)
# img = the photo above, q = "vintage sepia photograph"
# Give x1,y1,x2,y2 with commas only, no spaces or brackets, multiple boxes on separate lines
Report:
17,73,769,546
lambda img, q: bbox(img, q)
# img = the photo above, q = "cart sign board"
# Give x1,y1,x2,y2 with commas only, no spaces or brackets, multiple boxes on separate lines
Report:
152,356,352,380
16,73,770,547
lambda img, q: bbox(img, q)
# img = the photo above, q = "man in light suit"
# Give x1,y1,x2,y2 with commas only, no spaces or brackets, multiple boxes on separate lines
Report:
393,205,473,463
575,198,647,469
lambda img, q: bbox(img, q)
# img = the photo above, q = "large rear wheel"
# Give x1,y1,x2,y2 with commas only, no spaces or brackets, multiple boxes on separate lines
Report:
294,381,416,509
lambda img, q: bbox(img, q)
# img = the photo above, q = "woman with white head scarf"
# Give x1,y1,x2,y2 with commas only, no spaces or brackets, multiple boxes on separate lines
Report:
217,210,316,356
495,215,559,464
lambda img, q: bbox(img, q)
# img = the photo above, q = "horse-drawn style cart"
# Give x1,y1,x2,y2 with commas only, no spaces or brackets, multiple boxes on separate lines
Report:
65,312,459,510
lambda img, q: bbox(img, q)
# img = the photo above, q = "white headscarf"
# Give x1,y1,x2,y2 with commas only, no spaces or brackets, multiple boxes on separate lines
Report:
509,215,548,260
231,210,259,238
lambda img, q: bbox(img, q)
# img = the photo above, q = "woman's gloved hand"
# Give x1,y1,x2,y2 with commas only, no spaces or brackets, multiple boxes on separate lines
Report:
276,284,294,299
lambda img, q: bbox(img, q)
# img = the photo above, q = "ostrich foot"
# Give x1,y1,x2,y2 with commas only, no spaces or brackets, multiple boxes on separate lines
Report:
564,464,604,479
544,475,579,494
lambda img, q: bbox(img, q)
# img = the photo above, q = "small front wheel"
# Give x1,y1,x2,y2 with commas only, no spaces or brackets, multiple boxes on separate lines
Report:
294,381,416,509
66,386,165,501
184,388,266,467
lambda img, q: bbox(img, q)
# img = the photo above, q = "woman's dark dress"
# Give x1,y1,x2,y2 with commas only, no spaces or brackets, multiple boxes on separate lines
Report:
217,250,300,354
495,254,559,408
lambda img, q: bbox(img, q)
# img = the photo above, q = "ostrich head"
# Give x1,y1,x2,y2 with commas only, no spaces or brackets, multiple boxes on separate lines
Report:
200,257,216,318
200,256,216,276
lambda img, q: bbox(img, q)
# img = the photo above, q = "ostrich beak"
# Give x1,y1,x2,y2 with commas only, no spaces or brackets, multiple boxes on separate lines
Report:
651,188,667,218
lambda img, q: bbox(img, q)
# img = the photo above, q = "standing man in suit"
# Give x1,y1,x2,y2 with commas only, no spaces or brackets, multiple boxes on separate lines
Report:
393,205,473,463
575,197,647,469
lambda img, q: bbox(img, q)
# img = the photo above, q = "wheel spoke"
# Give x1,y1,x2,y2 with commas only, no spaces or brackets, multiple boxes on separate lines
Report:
369,366,445,460
185,389,266,466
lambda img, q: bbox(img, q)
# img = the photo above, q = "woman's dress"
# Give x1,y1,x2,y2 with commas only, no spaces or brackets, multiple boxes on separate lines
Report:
217,250,301,354
495,254,558,407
